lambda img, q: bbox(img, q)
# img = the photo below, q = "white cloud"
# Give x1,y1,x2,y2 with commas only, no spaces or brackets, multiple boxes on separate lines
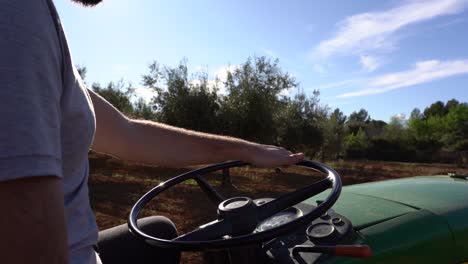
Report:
214,65,240,82
210,65,240,94
338,59,468,97
359,55,381,72
394,113,407,120
315,0,468,58
187,65,241,95
189,79,220,93
134,87,158,103
177,65,242,95
278,87,295,97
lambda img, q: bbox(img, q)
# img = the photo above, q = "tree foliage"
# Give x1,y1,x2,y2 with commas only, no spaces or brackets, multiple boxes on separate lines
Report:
78,59,467,164
344,128,369,159
347,109,370,135
142,59,220,132
91,81,135,115
276,91,325,156
321,108,347,159
219,56,297,144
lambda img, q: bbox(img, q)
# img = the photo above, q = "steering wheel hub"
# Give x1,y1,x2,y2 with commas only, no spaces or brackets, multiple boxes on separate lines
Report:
219,197,253,213
218,197,259,235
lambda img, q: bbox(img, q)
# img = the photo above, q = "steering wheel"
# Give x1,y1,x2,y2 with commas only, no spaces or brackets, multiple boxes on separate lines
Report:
128,160,342,251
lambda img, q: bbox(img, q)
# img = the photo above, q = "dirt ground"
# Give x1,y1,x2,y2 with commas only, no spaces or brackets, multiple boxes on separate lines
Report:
88,152,468,263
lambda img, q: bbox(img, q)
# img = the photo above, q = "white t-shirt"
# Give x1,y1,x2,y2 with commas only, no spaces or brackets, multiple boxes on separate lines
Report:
0,0,98,263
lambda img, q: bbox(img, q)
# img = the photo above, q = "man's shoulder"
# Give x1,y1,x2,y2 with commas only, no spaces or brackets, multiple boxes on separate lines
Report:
0,0,58,38
0,0,62,72
0,0,50,14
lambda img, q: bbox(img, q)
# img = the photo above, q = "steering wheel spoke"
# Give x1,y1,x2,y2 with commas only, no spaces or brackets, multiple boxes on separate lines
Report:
257,178,331,221
174,219,231,242
194,174,225,204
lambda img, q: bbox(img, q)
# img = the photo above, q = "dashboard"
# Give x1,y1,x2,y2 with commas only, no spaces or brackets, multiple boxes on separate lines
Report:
252,198,356,263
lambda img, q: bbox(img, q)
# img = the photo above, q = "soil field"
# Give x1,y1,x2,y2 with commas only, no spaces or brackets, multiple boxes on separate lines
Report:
88,152,468,263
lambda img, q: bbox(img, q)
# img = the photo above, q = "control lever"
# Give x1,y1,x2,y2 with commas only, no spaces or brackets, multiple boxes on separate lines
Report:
292,245,372,258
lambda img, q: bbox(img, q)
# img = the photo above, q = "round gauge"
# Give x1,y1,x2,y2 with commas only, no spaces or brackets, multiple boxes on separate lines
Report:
307,223,335,240
256,207,302,232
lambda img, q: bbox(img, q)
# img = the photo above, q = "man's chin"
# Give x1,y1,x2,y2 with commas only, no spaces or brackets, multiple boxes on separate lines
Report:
70,0,103,7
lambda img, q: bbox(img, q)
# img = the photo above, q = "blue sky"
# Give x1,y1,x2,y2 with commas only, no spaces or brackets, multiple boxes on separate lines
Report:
55,0,468,121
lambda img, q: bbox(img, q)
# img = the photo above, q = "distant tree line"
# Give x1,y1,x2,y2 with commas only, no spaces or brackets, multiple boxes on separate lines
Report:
77,56,468,164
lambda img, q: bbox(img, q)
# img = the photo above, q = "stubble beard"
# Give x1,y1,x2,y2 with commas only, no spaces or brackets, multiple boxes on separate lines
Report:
70,0,103,7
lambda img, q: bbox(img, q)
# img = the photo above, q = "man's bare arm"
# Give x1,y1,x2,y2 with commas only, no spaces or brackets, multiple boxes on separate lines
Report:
0,176,68,264
89,90,303,167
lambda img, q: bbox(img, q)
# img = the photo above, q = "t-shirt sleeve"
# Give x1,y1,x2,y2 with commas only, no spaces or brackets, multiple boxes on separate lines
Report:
0,0,64,180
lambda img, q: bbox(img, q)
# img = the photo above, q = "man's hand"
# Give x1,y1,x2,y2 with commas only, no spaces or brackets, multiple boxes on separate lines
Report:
244,144,304,167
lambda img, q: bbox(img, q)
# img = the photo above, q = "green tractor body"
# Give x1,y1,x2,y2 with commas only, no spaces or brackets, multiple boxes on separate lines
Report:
309,176,468,263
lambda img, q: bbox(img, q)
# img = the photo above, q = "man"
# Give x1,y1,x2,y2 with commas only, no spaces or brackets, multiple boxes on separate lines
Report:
0,0,304,263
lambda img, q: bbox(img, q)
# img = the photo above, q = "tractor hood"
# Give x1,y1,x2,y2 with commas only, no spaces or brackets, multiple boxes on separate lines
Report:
309,191,417,230
307,179,427,231
308,175,468,263
344,176,468,262
309,175,468,228
342,175,468,216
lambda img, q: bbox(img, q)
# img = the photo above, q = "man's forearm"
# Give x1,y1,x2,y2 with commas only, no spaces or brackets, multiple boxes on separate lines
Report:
0,177,68,264
89,90,303,168
119,119,257,167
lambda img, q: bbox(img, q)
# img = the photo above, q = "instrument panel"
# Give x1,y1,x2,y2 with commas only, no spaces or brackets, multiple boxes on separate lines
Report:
253,199,356,264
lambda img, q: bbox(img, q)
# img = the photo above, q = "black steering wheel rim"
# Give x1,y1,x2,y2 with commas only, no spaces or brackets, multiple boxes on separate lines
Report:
128,160,342,251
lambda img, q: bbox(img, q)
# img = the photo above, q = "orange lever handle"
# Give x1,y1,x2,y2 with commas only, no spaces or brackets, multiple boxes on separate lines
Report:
334,245,372,258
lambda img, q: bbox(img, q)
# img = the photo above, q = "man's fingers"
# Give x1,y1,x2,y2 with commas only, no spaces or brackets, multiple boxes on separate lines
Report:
250,144,304,167
286,153,304,165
